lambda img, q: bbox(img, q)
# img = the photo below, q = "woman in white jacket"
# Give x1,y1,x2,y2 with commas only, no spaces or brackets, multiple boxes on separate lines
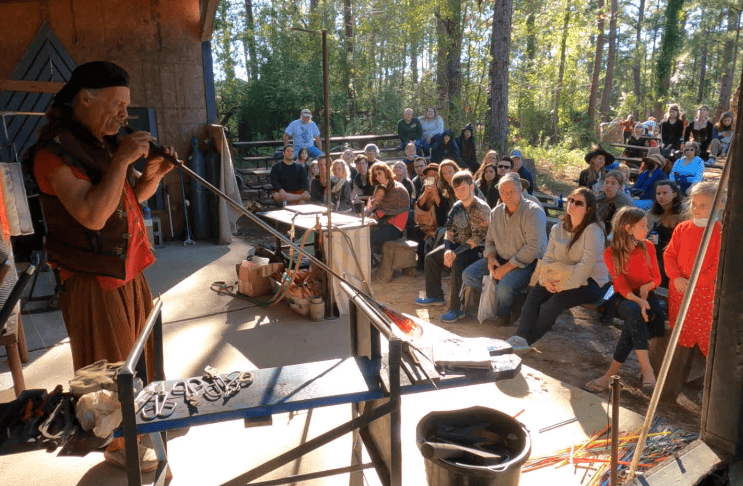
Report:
506,187,609,352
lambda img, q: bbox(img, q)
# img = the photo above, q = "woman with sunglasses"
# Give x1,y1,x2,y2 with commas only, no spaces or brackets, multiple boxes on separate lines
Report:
669,141,704,195
506,187,609,353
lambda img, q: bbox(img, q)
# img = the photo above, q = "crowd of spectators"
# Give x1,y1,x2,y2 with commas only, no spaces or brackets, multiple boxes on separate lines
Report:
268,105,724,403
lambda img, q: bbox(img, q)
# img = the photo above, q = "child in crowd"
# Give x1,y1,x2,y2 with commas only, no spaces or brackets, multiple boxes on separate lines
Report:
584,206,664,394
661,181,721,402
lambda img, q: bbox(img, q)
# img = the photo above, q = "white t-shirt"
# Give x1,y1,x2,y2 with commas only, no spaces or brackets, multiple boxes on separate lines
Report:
285,119,320,150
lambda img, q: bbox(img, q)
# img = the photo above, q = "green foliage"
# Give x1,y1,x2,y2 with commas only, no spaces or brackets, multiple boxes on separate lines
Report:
211,0,740,158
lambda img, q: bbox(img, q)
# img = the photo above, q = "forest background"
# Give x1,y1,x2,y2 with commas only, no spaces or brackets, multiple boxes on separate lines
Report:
211,0,742,163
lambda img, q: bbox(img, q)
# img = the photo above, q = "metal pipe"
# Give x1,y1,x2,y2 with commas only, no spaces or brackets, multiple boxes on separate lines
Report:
610,375,620,486
626,156,731,481
321,28,334,318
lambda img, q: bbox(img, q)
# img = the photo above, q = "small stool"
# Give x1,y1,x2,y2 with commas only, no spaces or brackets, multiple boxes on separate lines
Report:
0,305,29,397
151,216,163,246
378,239,418,283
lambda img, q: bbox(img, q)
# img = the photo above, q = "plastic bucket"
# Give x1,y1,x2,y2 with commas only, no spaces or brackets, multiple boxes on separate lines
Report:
416,406,531,486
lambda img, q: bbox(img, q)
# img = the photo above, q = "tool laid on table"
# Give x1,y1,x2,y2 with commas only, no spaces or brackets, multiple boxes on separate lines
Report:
140,383,177,420
171,378,203,408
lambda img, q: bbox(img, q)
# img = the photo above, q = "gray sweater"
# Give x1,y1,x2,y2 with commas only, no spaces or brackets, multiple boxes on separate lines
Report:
543,222,609,290
484,197,547,268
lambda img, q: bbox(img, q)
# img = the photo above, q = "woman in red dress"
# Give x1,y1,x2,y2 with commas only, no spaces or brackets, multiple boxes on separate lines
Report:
662,181,721,401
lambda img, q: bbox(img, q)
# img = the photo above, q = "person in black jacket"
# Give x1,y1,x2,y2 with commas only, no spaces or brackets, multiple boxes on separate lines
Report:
431,129,461,164
457,123,478,172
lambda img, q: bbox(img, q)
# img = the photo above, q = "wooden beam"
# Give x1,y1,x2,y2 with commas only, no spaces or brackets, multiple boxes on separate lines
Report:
0,79,64,93
200,0,219,41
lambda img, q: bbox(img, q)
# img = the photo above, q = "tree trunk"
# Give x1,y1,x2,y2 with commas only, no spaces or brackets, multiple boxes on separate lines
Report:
244,0,258,81
552,3,571,144
435,0,463,110
698,34,708,103
632,0,645,120
343,0,355,118
718,9,739,112
488,0,513,154
655,0,685,99
599,0,617,123
588,0,605,132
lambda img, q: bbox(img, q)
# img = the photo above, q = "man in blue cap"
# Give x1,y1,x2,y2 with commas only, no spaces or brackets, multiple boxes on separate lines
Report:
510,149,534,194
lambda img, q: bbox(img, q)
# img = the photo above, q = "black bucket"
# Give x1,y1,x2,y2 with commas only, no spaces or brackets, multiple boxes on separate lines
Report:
416,406,531,486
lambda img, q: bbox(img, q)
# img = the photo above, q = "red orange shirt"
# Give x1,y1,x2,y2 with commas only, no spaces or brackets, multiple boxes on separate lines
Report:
33,149,155,289
604,242,662,298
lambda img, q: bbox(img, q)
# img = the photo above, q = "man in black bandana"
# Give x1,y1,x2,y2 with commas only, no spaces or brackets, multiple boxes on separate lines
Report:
26,61,176,472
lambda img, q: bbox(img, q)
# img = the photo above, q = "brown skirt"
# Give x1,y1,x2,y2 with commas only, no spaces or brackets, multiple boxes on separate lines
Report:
60,272,155,379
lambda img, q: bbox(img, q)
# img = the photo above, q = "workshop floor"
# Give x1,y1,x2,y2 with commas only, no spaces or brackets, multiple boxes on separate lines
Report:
1,239,645,485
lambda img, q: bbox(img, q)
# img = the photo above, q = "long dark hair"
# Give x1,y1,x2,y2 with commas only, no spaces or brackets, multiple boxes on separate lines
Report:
649,180,684,216
563,187,603,250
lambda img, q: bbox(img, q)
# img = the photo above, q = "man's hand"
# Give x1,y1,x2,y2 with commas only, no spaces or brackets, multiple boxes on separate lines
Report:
487,254,499,277
143,144,177,179
674,277,689,294
114,130,154,168
492,262,515,281
465,239,477,249
443,249,456,268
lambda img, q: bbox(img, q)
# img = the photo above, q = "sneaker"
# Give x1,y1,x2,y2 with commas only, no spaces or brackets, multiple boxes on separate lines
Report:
415,296,446,306
505,335,531,354
104,444,159,474
440,309,465,323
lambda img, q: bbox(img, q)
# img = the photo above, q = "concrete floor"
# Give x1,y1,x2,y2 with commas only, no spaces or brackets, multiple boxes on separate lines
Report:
1,239,644,485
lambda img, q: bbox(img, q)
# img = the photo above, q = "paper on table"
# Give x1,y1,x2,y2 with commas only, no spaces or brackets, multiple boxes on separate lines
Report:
433,337,494,369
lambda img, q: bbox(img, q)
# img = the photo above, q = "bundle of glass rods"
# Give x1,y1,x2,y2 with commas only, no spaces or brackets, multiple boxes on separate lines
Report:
522,417,699,485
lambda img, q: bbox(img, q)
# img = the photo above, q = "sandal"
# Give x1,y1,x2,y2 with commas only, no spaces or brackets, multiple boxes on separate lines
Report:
581,380,608,394
641,382,656,394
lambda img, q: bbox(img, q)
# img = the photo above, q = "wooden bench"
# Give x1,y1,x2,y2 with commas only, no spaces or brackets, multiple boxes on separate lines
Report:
378,239,417,282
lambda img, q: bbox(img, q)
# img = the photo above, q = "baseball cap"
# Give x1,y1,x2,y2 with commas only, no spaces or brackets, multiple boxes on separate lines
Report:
510,149,522,159
301,109,312,116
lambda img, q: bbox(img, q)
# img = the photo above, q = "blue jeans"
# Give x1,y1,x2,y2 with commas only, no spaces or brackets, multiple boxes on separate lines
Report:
464,258,537,318
301,146,323,158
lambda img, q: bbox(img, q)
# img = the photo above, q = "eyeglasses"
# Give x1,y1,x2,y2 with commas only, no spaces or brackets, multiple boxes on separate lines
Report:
497,165,511,169
567,197,585,207
684,148,695,152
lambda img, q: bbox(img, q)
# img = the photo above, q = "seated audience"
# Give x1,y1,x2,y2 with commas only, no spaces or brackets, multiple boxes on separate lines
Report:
419,107,444,155
270,145,310,205
506,187,609,352
364,143,382,165
684,105,713,159
402,142,419,175
296,148,310,170
662,181,721,402
579,145,614,192
412,163,444,268
619,114,636,144
431,129,461,164
397,107,423,150
411,156,428,199
596,170,634,234
584,206,664,394
630,151,668,210
510,149,534,194
461,172,547,325
392,161,415,201
307,160,319,185
414,170,491,323
481,149,499,169
310,155,333,204
342,148,359,180
669,141,704,195
366,162,410,253
457,123,478,172
623,125,647,158
659,104,684,153
351,154,374,201
330,159,353,211
709,111,733,163
474,160,500,208
646,180,685,288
